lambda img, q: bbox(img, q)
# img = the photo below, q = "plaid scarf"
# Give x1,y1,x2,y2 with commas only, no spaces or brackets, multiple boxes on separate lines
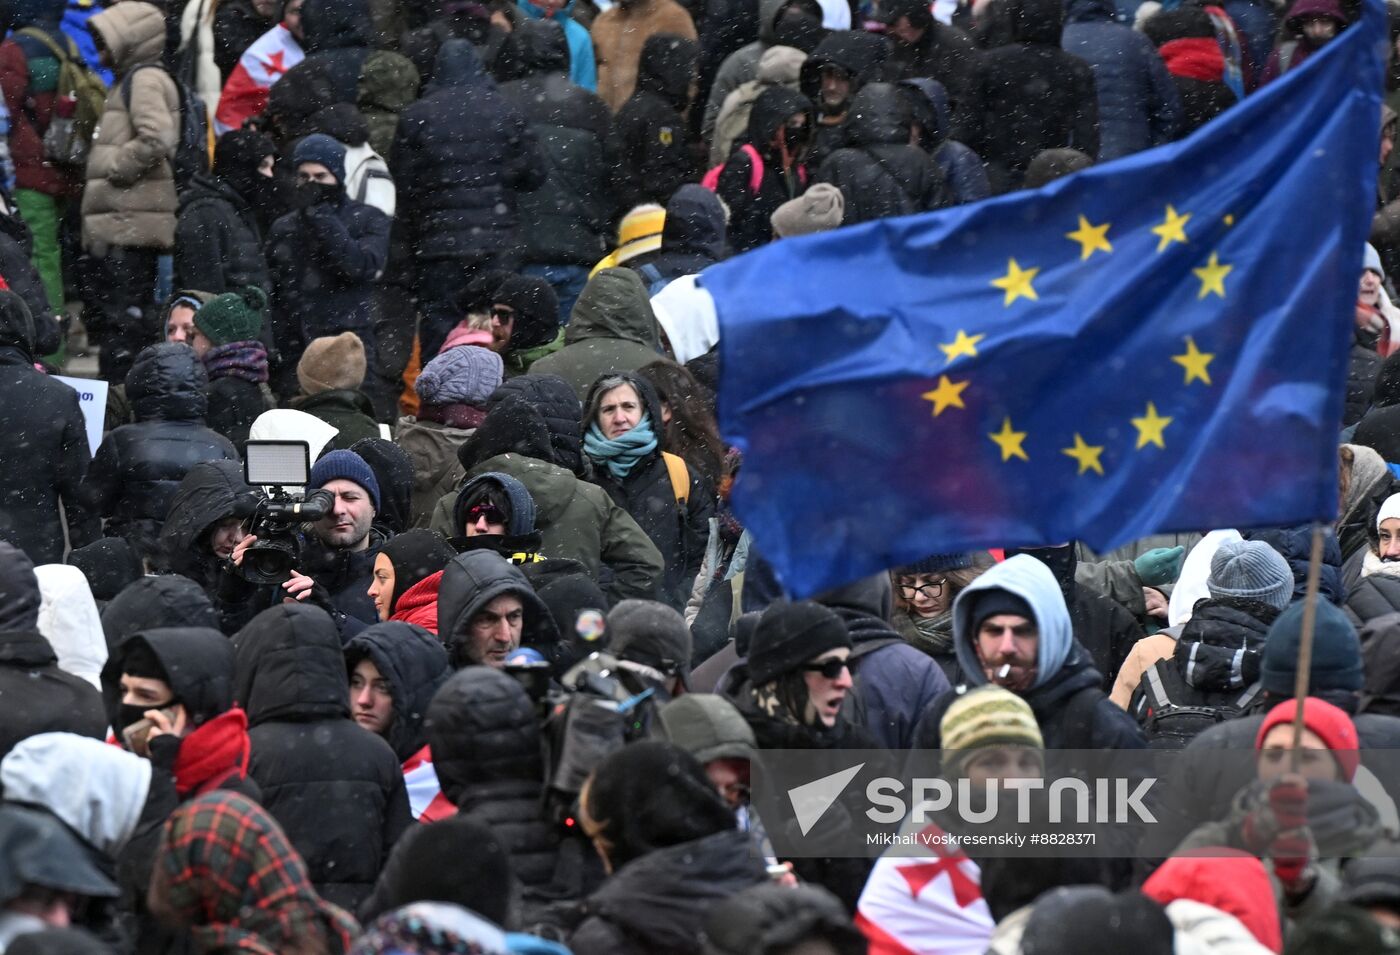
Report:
203,340,269,384
156,791,358,955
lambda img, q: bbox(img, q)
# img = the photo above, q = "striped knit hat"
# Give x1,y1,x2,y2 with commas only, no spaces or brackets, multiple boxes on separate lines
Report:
940,686,1043,775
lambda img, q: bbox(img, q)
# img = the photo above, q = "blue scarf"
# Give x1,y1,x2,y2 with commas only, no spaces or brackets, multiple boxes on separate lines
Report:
585,417,658,479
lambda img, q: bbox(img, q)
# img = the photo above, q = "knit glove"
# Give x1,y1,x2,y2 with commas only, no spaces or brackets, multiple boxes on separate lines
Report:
1268,828,1315,896
1134,546,1185,586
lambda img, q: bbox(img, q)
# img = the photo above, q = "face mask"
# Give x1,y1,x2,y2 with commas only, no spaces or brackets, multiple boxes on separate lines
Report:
295,180,342,209
119,701,171,732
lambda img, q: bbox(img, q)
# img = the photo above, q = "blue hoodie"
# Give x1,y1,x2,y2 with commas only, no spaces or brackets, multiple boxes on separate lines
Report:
952,553,1073,689
517,0,596,91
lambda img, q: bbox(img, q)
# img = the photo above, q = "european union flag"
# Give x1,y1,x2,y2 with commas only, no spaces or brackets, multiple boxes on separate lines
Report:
700,0,1386,597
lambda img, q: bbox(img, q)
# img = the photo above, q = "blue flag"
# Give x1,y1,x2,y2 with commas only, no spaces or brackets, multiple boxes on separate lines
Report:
701,0,1386,597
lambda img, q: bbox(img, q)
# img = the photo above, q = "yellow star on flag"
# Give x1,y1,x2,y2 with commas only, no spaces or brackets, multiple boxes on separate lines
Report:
1131,402,1173,449
1223,214,1235,226
991,259,1040,307
1171,336,1215,386
921,376,969,416
939,329,986,364
1192,251,1233,299
989,417,1029,462
1151,205,1191,252
1061,433,1105,476
1066,215,1113,260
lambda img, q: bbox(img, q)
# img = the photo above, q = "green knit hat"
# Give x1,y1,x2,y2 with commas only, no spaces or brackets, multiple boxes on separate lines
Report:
940,685,1043,776
193,286,267,346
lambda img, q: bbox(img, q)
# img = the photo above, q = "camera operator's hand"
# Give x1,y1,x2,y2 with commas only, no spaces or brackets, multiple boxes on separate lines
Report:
230,534,259,567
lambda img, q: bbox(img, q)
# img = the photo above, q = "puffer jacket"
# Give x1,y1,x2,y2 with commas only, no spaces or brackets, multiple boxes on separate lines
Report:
0,291,96,564
436,549,558,665
964,0,1099,191
344,622,448,761
582,372,713,610
173,174,272,296
1062,0,1179,161
815,82,948,225
82,344,239,562
423,667,562,891
234,603,411,911
488,374,587,476
528,268,664,399
499,20,615,269
393,40,545,263
157,458,258,587
81,1,179,251
567,830,766,955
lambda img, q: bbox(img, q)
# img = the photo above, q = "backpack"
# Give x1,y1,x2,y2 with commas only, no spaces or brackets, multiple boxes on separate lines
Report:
661,451,689,505
701,143,808,195
121,63,212,188
1131,659,1262,750
540,653,660,826
16,27,106,169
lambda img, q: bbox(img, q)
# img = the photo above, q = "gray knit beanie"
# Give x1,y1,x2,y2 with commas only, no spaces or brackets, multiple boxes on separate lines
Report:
415,345,504,408
770,183,845,238
1208,540,1294,610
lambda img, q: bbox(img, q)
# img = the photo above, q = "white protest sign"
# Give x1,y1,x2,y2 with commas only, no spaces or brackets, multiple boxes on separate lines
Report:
54,375,109,456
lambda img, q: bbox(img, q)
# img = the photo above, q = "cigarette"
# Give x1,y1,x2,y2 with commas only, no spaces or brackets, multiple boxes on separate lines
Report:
997,664,1012,680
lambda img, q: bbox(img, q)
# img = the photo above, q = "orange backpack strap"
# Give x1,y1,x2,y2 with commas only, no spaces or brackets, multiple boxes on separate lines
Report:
662,452,689,506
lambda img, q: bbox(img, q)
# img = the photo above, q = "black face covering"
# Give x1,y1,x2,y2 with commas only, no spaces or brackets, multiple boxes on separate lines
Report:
119,700,173,732
295,180,342,209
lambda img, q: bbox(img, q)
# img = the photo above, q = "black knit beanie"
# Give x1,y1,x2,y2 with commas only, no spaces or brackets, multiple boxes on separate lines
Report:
748,600,852,686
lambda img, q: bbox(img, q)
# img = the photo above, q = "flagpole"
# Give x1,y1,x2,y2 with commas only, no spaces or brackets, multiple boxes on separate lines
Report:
1289,523,1326,772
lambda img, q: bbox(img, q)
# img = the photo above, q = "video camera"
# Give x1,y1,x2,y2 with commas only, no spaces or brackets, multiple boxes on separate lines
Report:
238,441,335,585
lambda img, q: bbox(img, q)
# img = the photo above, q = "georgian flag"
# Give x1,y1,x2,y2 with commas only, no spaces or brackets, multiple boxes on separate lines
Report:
855,822,995,955
402,745,456,823
214,22,304,133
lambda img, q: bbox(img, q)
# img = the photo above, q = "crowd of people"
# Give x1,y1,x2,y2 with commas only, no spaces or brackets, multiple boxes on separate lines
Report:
0,0,1395,948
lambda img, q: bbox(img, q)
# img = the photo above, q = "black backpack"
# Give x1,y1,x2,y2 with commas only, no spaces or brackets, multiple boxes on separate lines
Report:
1130,659,1262,750
120,62,211,189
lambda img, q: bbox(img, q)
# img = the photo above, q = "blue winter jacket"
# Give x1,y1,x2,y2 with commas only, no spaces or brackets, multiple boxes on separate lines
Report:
1062,0,1181,160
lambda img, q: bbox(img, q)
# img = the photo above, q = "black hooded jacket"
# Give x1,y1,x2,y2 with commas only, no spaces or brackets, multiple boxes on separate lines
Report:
233,604,410,910
798,31,892,165
626,184,728,283
343,621,449,761
717,86,815,253
0,292,97,563
0,544,106,757
816,82,949,225
964,0,1099,191
581,372,713,610
393,39,546,263
157,460,258,588
174,174,271,297
424,667,562,891
610,34,701,213
498,20,616,269
82,345,240,562
436,550,558,666
100,575,220,650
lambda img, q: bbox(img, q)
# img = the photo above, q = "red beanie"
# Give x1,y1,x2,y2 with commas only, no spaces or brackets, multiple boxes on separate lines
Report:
1255,697,1360,782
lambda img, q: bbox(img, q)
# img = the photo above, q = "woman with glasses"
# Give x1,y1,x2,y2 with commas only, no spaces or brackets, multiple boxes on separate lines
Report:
582,371,713,610
891,553,986,682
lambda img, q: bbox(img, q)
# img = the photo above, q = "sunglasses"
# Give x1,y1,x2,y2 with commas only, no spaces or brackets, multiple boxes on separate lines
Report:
491,306,516,324
468,503,505,525
802,657,850,679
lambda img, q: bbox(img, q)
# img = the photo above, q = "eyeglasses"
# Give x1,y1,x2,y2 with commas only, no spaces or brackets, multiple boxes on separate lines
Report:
490,306,516,324
468,503,505,525
802,658,851,679
899,579,945,601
